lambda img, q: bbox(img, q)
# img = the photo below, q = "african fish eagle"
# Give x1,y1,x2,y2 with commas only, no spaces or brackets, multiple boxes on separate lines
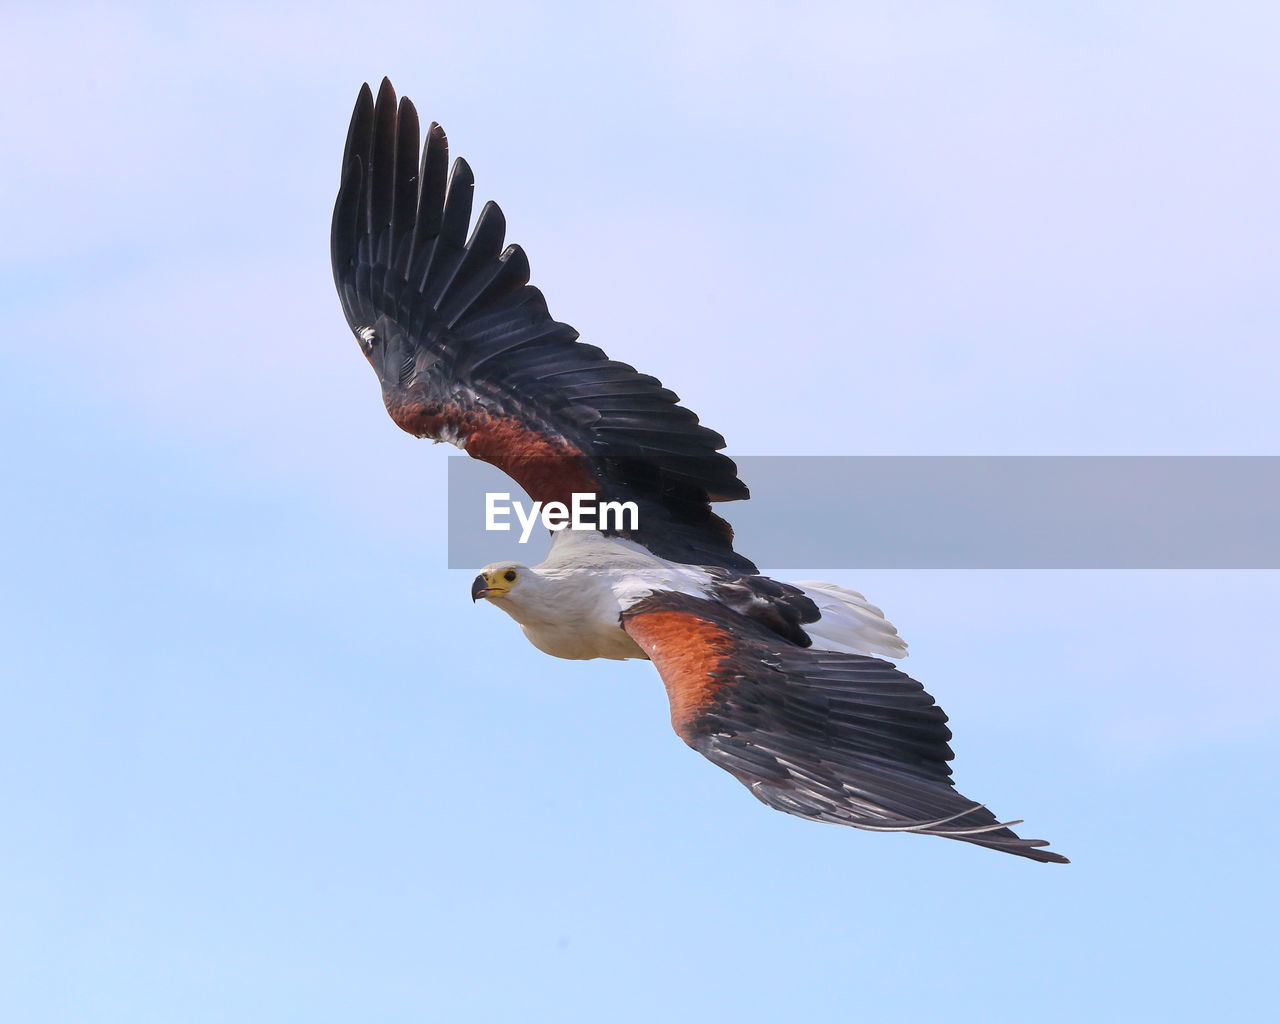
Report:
331,79,1067,864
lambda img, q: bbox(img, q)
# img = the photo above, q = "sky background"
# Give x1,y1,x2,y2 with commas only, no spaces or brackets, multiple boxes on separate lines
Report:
2,2,1278,1021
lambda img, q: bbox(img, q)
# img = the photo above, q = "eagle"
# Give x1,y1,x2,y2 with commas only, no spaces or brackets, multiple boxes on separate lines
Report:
331,79,1067,864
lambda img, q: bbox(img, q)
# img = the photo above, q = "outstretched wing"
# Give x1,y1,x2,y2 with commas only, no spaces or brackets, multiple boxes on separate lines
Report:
332,79,754,572
622,592,1068,863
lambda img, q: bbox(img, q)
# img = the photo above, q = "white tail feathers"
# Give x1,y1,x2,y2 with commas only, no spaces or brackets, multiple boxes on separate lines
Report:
791,581,909,660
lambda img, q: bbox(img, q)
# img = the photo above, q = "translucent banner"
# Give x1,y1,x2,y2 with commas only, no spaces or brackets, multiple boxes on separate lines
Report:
447,456,1280,570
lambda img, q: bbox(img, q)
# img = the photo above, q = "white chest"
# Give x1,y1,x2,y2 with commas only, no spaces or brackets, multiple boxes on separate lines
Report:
519,617,646,661
498,579,646,661
488,532,714,661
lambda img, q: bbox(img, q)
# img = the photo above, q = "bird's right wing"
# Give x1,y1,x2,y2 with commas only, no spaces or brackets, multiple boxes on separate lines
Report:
621,591,1067,863
332,79,755,572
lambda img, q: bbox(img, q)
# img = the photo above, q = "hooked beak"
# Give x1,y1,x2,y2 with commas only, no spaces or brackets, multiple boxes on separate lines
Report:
471,574,493,603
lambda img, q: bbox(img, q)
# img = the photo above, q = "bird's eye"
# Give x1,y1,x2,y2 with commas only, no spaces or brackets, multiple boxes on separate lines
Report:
503,570,517,583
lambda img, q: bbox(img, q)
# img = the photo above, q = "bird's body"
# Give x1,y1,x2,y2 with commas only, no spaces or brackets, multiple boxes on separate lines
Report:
331,79,1068,864
478,530,907,663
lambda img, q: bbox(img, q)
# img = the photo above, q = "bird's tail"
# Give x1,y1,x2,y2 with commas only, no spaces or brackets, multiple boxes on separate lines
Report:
791,581,909,660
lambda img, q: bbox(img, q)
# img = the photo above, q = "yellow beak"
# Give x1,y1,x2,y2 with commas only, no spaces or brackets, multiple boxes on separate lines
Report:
471,572,511,602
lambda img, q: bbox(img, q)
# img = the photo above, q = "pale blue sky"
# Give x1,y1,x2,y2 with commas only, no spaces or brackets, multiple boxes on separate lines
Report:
2,2,1278,1021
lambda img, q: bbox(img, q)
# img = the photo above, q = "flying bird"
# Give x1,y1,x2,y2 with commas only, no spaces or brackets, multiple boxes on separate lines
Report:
331,79,1067,864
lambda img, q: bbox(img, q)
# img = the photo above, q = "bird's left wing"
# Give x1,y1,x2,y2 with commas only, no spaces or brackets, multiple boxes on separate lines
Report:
621,591,1068,863
332,80,754,572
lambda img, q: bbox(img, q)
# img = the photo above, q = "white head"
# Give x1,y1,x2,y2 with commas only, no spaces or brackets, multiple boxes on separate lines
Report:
471,561,541,608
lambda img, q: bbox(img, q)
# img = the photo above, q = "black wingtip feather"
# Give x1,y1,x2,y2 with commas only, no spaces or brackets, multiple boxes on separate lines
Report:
391,96,420,249
441,158,475,246
368,80,399,240
342,84,374,171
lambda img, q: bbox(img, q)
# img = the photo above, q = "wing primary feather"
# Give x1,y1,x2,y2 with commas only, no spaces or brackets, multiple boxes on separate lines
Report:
409,122,448,269
368,78,398,244
391,96,420,261
437,201,509,325
418,158,475,304
340,83,374,175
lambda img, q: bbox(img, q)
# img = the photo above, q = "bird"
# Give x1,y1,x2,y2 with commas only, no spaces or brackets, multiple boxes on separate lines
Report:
331,78,1068,864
